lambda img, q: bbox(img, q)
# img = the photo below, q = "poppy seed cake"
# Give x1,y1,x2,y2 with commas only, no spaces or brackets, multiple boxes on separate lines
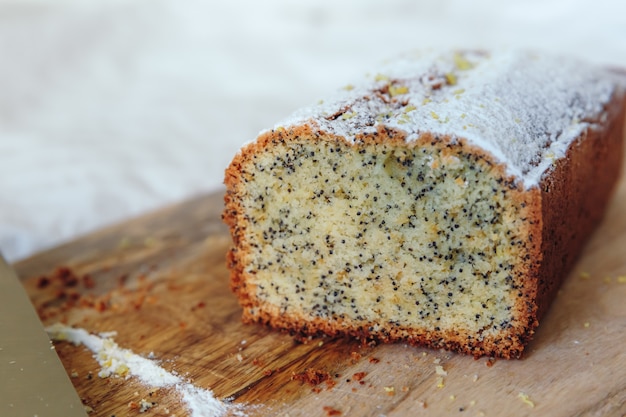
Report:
223,50,626,358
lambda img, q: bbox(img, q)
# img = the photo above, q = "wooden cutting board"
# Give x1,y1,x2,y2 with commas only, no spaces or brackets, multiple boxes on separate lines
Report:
15,179,626,417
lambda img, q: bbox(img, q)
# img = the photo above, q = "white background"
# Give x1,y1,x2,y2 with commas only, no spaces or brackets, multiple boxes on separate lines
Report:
1,0,625,261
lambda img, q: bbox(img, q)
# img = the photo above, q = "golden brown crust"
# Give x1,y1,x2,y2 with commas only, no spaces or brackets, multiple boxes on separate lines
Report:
534,89,626,320
223,88,625,359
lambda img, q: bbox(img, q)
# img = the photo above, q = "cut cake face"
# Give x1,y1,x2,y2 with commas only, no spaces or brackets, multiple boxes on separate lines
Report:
223,50,625,358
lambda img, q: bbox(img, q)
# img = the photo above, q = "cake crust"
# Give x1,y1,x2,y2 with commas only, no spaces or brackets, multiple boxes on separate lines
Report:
223,50,626,358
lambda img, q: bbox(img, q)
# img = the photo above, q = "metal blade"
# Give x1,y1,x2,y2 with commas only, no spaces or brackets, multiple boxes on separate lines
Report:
0,254,86,417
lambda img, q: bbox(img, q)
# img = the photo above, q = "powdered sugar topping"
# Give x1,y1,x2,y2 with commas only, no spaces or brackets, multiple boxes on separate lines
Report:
275,50,623,189
46,323,246,417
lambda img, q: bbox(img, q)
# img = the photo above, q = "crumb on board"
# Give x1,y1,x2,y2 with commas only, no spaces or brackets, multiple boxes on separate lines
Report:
323,405,342,416
518,392,535,408
352,372,367,382
292,368,336,391
32,265,160,321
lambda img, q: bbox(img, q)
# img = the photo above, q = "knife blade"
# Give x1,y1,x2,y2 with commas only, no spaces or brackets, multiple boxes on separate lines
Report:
0,254,87,417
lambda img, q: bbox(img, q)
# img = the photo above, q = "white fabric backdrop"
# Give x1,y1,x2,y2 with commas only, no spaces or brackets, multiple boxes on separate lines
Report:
1,0,625,261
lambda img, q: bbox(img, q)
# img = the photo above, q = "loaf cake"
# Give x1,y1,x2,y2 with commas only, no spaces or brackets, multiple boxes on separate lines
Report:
223,50,626,358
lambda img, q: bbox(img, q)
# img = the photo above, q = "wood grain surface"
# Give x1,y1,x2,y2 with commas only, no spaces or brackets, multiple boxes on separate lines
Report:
15,177,626,416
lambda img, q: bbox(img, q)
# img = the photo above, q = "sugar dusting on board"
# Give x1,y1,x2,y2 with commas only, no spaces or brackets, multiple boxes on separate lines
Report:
273,49,623,189
46,323,247,417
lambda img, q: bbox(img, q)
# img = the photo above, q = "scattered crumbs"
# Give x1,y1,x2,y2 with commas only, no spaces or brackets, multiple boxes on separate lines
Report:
485,358,495,367
617,276,626,284
36,276,51,289
470,400,476,406
422,98,432,105
323,406,342,416
350,351,362,363
343,84,355,91
404,104,417,112
436,377,445,389
518,392,535,408
432,358,441,364
383,386,395,396
139,399,156,413
430,111,440,120
401,386,409,392
236,353,244,362
341,112,357,120
368,357,380,364
583,322,590,328
352,372,367,382
472,374,479,382
579,271,591,279
292,368,336,391
84,405,93,414
70,370,79,378
449,395,456,401
374,73,389,82
604,276,612,284
418,400,427,409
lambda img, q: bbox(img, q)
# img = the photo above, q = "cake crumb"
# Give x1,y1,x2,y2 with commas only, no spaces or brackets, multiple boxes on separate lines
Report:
383,386,395,396
323,406,342,416
139,399,156,413
518,392,535,408
292,368,335,390
352,372,367,382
